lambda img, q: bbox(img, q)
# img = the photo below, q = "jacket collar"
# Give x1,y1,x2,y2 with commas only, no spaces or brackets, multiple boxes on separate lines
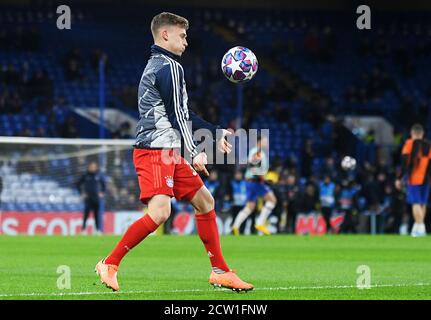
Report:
151,44,180,61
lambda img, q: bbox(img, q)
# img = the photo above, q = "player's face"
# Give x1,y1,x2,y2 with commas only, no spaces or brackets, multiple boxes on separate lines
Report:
88,163,98,172
411,130,424,140
234,171,243,180
166,25,188,56
287,175,295,185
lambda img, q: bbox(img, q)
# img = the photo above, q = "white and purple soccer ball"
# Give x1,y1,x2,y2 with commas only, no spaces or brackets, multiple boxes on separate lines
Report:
341,156,357,171
221,46,258,83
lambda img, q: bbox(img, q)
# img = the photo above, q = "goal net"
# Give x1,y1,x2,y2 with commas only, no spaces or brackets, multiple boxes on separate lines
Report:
0,137,143,235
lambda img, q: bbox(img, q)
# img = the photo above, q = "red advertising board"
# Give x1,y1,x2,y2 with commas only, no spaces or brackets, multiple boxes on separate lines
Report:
0,211,115,235
295,213,344,235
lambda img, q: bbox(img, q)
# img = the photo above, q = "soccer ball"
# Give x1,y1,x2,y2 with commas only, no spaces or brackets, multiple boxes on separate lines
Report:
341,156,357,171
221,46,258,83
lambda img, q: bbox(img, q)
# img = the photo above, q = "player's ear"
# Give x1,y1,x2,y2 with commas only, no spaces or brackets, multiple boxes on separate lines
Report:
161,28,169,42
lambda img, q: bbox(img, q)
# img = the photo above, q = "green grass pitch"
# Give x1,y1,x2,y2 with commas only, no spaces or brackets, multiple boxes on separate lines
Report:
0,235,430,300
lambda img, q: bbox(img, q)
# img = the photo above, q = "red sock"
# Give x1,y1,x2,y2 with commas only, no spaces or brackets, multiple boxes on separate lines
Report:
105,214,158,266
195,210,230,272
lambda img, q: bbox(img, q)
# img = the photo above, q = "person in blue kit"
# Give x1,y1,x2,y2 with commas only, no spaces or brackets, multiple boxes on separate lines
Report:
231,137,277,235
319,174,336,233
228,170,248,234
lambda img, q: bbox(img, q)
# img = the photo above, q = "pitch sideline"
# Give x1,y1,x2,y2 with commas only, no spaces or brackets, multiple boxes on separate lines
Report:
1,282,430,298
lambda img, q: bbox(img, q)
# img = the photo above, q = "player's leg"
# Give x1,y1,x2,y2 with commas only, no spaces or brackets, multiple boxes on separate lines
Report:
410,183,429,237
418,204,427,236
190,186,229,272
232,181,257,235
95,149,175,291
105,194,170,265
321,207,332,233
411,204,423,236
173,157,253,291
93,199,101,234
95,194,169,291
81,199,91,233
232,201,256,235
255,189,277,235
190,186,253,291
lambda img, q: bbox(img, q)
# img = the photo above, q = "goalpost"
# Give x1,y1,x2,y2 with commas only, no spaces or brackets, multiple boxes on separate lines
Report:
0,136,143,235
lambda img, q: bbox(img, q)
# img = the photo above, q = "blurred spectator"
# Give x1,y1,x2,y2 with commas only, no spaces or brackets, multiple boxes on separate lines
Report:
0,91,23,114
59,116,78,138
385,179,407,234
298,183,319,215
116,85,136,110
3,64,21,86
27,70,53,99
338,179,359,233
304,27,320,62
64,59,84,81
285,174,300,233
35,127,47,137
77,161,105,235
113,121,132,139
90,49,109,73
301,139,314,179
228,170,248,234
63,48,84,81
319,174,337,233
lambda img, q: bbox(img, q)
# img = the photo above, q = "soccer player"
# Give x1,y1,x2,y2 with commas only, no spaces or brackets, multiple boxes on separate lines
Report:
95,12,253,292
232,136,277,235
396,124,431,237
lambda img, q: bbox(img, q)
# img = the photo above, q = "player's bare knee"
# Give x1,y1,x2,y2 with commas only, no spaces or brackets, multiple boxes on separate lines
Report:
247,202,256,211
148,196,172,223
191,187,214,213
197,194,214,213
266,192,277,205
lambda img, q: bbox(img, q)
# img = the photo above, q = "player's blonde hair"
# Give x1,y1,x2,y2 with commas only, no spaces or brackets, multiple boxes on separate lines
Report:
151,12,189,38
411,123,424,135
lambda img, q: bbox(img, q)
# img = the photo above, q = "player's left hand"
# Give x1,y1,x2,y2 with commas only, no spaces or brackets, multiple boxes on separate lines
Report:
217,129,232,154
193,152,209,177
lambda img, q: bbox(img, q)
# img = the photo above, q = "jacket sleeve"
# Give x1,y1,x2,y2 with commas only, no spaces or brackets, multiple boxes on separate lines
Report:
398,139,412,179
156,61,220,158
188,108,221,140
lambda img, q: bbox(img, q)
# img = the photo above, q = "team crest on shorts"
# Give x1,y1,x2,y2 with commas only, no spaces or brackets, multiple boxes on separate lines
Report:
165,176,174,188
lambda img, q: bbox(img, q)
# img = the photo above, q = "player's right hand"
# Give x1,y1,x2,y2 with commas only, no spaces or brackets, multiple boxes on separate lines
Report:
193,152,209,177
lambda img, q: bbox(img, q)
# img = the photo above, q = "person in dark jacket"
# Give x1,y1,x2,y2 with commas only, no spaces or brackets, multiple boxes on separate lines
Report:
77,161,105,234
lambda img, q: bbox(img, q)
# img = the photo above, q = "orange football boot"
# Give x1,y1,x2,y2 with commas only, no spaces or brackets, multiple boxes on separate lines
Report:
95,259,120,291
209,269,254,292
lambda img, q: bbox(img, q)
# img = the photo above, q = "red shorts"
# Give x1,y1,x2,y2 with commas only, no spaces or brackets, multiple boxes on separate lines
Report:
133,148,204,204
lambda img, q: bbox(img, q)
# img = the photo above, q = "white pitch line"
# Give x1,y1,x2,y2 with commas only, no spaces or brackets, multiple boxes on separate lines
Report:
0,283,430,298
